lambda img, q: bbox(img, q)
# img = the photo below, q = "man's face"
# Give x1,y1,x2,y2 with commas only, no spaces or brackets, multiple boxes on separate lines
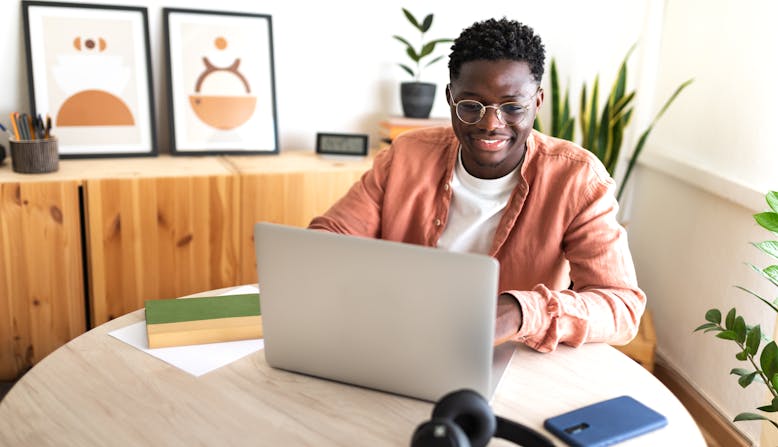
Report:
448,59,543,179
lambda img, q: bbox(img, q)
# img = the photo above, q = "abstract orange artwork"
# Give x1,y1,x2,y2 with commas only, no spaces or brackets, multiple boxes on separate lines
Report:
23,1,157,158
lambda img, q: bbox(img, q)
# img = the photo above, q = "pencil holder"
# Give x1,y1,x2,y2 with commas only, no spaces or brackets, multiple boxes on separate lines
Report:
10,138,59,174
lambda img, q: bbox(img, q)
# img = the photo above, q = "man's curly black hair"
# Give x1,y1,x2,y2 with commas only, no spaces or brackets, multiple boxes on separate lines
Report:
448,18,546,83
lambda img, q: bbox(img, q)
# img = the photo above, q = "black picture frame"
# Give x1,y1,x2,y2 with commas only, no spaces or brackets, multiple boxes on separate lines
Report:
163,8,279,155
316,133,369,157
22,1,157,158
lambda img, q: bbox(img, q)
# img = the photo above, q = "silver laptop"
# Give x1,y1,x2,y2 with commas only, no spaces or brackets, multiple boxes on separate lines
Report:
254,222,514,402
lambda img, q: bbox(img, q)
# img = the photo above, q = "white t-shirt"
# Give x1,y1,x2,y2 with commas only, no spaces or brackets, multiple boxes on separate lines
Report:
437,150,521,254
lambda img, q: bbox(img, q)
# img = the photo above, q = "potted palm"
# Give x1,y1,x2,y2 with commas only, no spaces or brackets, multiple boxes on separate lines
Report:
393,8,452,119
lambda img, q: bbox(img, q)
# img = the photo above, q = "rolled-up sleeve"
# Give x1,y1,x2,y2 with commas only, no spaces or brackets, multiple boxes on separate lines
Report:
509,177,645,352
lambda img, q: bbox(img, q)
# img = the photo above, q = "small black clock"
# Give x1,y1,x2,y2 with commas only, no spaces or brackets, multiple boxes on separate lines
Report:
316,132,369,156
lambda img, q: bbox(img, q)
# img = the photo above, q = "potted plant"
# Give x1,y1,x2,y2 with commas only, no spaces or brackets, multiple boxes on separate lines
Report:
695,190,778,429
393,8,452,119
534,46,693,201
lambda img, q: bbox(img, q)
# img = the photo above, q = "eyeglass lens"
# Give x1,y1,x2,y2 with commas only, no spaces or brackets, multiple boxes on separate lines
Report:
455,101,528,125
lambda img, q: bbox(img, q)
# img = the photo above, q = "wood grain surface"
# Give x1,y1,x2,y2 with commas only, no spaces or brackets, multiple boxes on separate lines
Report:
83,174,241,326
0,181,86,380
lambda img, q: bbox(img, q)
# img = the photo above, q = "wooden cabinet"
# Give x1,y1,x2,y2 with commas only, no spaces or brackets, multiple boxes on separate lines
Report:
84,174,241,326
0,180,86,379
0,152,372,379
228,153,372,283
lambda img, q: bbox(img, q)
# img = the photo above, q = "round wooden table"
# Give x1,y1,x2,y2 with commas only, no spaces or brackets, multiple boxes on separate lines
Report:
0,288,704,446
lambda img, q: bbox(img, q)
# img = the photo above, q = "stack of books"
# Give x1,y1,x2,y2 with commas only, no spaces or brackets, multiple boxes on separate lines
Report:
378,116,450,144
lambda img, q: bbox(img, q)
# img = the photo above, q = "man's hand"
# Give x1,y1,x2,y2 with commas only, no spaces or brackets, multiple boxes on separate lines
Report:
494,293,522,346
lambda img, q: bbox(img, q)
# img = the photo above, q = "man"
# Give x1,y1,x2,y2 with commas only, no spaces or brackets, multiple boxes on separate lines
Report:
309,18,645,352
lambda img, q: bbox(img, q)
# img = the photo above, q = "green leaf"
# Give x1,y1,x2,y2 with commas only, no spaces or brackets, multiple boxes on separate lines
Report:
579,84,588,144
761,341,778,380
393,35,413,49
764,265,778,284
402,8,421,30
767,191,778,214
734,412,771,422
405,47,420,63
753,241,778,261
734,316,747,343
738,371,758,387
587,76,600,153
705,309,722,324
423,55,445,69
617,78,693,201
747,264,778,288
771,373,778,390
736,350,749,361
747,325,762,356
420,14,433,33
716,330,738,340
551,59,561,136
725,308,736,330
694,322,718,332
703,327,722,333
398,64,415,78
757,404,778,413
419,41,436,58
559,118,575,141
730,368,751,376
755,212,778,232
735,285,778,312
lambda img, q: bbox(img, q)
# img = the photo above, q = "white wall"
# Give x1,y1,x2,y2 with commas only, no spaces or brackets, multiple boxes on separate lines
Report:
628,0,778,443
0,0,651,153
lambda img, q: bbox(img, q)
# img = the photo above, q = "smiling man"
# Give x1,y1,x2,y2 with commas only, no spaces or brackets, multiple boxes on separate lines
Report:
309,18,645,352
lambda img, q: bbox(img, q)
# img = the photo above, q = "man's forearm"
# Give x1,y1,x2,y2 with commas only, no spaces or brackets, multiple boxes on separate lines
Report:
494,293,522,345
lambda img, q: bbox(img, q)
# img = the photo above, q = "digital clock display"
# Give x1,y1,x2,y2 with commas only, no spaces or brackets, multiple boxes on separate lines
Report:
316,133,368,156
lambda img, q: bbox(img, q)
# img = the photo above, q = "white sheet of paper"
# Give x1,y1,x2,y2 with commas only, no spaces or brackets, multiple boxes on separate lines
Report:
108,285,263,377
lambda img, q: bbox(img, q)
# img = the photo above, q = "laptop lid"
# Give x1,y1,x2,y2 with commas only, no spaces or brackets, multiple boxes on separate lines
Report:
254,222,506,402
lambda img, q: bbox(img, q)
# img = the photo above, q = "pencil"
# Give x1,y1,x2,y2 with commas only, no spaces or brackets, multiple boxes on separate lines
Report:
9,113,20,140
27,114,34,140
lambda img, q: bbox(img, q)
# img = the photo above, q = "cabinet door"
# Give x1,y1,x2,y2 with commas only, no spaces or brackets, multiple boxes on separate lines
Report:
84,175,240,326
0,181,86,380
239,169,364,283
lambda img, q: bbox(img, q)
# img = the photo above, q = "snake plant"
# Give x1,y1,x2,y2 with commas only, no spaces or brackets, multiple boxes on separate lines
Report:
535,46,693,201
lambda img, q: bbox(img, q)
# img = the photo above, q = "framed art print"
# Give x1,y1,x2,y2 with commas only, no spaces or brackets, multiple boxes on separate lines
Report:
22,1,157,158
164,8,279,155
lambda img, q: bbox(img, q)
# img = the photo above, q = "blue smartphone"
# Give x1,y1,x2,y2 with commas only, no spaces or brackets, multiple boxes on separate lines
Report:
543,395,667,447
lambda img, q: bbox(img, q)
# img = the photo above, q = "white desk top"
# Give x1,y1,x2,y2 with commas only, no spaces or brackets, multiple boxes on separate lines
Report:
0,289,704,446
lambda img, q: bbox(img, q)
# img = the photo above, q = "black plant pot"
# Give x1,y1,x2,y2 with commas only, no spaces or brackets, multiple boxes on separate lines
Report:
401,82,436,119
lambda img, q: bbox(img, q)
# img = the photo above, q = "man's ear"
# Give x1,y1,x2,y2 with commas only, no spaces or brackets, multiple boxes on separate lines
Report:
535,87,545,110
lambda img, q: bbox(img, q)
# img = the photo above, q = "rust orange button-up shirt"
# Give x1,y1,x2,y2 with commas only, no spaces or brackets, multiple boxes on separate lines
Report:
309,127,646,352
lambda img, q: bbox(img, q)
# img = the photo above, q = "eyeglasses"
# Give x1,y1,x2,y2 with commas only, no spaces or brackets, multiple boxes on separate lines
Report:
447,85,541,126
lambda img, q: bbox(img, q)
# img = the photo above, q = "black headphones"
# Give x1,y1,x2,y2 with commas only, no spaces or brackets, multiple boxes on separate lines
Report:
411,389,555,447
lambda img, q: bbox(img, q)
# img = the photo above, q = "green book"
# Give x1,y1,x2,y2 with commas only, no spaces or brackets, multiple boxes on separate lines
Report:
144,293,262,349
